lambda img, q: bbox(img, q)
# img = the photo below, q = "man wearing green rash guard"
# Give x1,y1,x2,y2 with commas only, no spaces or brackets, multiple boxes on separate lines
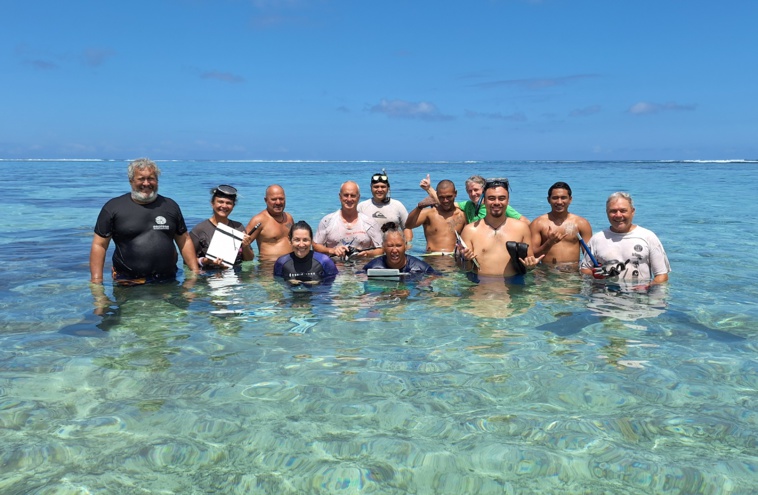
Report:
421,174,529,224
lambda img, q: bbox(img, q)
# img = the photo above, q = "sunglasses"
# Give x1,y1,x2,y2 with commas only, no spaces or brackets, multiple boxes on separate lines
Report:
380,221,398,232
483,177,510,191
213,184,238,196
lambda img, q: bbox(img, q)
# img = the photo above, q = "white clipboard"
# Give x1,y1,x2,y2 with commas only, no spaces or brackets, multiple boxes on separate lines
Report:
206,223,245,267
367,268,405,280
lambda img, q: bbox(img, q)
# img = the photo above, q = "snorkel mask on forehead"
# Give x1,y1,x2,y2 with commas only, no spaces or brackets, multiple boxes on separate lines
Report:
483,177,510,192
370,168,391,203
211,184,238,202
371,170,389,186
477,177,510,209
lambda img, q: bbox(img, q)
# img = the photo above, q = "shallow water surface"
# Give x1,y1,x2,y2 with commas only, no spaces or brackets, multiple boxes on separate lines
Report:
1,160,757,494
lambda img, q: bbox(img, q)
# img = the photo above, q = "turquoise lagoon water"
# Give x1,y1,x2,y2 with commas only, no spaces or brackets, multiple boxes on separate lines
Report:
1,160,757,494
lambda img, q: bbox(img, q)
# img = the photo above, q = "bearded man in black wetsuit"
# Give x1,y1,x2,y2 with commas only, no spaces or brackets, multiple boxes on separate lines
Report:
89,158,200,284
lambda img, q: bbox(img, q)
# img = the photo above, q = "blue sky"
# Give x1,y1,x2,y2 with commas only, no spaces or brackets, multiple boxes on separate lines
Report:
3,1,756,161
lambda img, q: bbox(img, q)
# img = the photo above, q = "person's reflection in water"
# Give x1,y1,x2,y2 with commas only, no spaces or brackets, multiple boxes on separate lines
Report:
457,277,532,319
584,282,668,321
199,268,248,335
69,278,195,337
73,282,121,334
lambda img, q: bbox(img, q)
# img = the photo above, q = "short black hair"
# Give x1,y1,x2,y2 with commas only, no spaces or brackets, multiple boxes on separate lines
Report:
548,181,572,197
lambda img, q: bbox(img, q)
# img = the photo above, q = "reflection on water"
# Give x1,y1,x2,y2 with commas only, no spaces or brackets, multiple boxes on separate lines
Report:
10,264,749,493
2,160,757,494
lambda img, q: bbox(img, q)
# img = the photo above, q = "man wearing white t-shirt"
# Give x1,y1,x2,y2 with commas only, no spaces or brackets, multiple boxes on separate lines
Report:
313,181,383,259
581,192,670,285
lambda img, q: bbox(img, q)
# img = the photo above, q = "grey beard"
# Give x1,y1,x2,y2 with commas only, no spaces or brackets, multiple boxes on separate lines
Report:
131,190,158,203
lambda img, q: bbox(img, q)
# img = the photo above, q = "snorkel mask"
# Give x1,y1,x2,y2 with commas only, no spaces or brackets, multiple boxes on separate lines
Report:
603,259,631,277
371,169,391,203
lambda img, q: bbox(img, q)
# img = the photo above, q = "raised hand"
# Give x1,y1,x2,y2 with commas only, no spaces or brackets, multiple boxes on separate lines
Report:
420,174,431,191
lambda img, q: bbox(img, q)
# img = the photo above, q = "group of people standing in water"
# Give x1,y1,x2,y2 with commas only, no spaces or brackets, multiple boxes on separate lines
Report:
89,158,670,288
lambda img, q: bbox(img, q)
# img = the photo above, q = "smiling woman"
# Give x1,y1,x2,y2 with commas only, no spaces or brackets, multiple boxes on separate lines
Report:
189,184,254,268
273,220,338,284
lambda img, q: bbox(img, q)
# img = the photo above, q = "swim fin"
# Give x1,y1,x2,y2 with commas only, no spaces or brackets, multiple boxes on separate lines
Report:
506,241,529,275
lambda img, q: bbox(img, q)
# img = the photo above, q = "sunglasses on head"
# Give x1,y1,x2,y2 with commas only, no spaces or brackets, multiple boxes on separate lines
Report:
215,184,237,195
483,178,510,191
380,222,398,232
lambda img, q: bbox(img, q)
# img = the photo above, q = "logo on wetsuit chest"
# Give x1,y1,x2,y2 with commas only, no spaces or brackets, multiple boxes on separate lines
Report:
153,216,170,230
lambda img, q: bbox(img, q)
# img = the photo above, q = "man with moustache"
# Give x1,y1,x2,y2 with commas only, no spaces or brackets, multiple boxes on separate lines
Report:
458,178,543,278
245,184,295,261
405,179,466,253
313,181,384,258
89,158,200,284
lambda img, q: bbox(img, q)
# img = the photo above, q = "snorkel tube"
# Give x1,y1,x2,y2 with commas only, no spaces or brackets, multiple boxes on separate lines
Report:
577,233,599,267
474,191,484,213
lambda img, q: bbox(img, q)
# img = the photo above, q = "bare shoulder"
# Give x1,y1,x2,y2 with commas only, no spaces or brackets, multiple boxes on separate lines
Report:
460,220,477,241
574,213,590,223
530,214,549,229
246,211,265,228
449,209,467,231
463,219,485,235
570,213,591,228
513,218,532,236
250,209,267,222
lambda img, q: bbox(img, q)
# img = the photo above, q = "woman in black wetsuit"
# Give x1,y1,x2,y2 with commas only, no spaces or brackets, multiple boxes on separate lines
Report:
273,221,339,284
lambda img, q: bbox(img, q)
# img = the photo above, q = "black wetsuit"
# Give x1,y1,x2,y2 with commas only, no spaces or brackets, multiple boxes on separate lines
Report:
94,193,188,280
363,255,438,278
274,251,338,282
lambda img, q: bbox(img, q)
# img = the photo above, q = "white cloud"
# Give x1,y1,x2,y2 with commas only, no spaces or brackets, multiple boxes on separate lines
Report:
628,101,696,115
369,99,454,121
